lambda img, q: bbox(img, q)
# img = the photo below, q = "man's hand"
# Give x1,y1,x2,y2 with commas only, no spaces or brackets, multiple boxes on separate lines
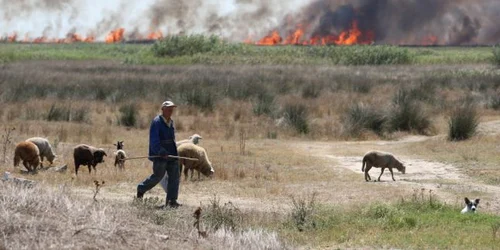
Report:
163,155,169,159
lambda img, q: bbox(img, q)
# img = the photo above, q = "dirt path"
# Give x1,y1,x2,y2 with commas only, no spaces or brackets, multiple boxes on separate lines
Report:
293,133,500,214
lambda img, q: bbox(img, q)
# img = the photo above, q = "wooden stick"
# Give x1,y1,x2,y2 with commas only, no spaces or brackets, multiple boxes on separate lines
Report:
123,155,198,161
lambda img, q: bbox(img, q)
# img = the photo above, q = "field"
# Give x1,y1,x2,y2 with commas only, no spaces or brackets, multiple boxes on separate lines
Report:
1,42,500,249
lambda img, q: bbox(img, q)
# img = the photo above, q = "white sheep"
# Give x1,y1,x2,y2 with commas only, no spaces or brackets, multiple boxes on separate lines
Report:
176,134,203,146
26,137,56,168
113,141,127,170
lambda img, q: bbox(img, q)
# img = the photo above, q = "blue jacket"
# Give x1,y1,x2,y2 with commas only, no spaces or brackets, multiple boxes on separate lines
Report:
148,115,178,162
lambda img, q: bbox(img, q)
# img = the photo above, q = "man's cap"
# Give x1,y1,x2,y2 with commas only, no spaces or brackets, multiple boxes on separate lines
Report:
161,101,177,108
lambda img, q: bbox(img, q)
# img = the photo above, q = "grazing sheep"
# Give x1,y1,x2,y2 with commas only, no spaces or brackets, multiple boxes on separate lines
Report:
176,134,203,146
26,137,56,168
362,151,406,182
73,144,107,175
178,143,214,181
113,141,127,170
14,141,41,172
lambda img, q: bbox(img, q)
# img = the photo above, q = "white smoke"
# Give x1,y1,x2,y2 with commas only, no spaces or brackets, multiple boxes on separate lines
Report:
0,0,311,41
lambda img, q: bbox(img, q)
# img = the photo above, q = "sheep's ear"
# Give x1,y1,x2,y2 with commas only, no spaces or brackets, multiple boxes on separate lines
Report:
464,197,471,204
113,144,117,146
475,199,480,204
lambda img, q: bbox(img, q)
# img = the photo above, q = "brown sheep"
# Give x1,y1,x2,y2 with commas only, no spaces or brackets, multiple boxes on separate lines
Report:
14,141,41,172
178,143,214,181
73,144,107,175
362,150,406,182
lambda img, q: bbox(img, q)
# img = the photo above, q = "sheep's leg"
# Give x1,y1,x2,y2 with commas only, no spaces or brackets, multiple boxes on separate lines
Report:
190,169,194,181
389,168,395,181
75,163,80,175
92,165,97,174
364,165,372,181
40,156,45,169
23,161,32,172
88,165,92,174
183,166,189,181
197,170,201,181
378,168,385,181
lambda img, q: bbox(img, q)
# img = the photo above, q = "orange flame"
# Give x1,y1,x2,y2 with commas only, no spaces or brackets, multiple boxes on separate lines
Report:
147,30,163,40
105,28,125,43
256,30,282,45
7,33,17,42
249,20,375,46
422,35,438,45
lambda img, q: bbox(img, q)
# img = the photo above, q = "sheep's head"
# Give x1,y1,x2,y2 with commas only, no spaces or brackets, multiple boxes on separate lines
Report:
113,141,124,150
47,154,56,165
397,162,406,174
201,162,215,178
93,149,107,163
189,134,203,145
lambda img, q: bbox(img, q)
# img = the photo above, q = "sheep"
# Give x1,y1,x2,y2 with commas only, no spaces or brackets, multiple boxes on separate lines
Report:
14,141,41,172
26,137,56,168
178,143,214,181
176,134,203,146
73,144,107,175
113,141,127,170
362,151,406,182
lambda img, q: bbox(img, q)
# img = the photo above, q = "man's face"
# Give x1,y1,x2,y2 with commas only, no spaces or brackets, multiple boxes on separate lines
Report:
162,106,175,118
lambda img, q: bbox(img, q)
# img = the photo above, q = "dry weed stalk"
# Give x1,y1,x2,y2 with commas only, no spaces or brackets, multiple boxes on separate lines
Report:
239,129,246,156
193,206,208,238
1,127,15,163
93,180,105,202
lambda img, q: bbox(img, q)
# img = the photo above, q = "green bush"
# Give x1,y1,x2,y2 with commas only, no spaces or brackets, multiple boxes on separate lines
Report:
388,89,431,134
492,45,500,66
204,195,243,231
301,83,323,99
152,35,243,57
119,103,138,127
253,92,275,116
326,46,411,65
343,103,387,137
289,194,317,231
180,87,216,112
46,104,70,122
283,103,309,134
448,100,479,141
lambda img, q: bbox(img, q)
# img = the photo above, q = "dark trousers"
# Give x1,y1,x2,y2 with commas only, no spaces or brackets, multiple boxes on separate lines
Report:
137,160,180,202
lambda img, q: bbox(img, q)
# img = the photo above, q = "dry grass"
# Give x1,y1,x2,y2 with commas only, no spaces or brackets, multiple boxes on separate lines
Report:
2,59,500,249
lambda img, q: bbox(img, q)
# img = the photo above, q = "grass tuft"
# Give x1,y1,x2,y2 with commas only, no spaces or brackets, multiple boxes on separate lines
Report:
448,99,479,141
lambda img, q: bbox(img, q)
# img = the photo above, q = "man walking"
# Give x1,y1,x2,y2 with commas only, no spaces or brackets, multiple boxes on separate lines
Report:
137,100,182,208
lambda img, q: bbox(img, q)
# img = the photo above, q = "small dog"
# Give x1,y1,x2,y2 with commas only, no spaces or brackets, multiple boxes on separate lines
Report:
461,197,480,214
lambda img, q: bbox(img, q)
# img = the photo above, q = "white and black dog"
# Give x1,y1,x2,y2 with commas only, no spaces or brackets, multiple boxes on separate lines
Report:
461,197,480,214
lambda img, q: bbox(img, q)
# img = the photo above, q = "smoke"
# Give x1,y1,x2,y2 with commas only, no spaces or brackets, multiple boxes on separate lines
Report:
0,0,307,41
1,0,499,44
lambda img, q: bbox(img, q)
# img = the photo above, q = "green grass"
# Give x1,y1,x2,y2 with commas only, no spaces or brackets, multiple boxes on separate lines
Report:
0,42,495,65
280,191,500,249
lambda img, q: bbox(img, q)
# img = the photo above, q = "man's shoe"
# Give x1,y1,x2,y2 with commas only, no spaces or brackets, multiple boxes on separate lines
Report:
169,200,182,208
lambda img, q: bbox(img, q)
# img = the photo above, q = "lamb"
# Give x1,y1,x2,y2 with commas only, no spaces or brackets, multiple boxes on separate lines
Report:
73,144,107,175
176,134,203,146
113,141,127,170
362,150,406,182
14,141,41,172
178,143,214,181
26,137,56,168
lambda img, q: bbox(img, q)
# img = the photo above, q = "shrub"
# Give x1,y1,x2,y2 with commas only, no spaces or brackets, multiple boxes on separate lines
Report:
492,45,500,66
253,92,275,116
46,104,70,122
203,195,243,231
448,100,479,141
119,103,138,127
180,87,216,112
328,46,411,65
152,35,242,57
283,103,309,134
343,103,387,137
388,89,431,134
488,95,500,110
301,83,323,99
289,193,317,231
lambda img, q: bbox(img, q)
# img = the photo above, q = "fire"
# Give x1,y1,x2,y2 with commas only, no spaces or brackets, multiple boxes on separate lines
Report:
250,20,374,46
422,35,438,45
256,30,282,45
147,31,163,40
7,33,17,42
105,28,125,43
